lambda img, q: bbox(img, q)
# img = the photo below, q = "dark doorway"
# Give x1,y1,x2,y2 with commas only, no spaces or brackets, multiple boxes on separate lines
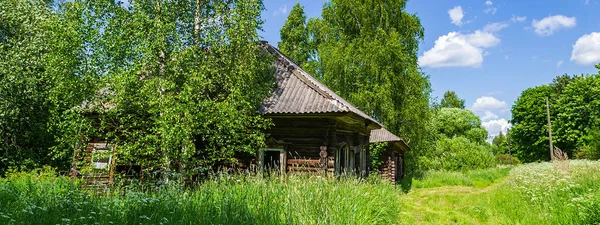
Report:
264,150,281,170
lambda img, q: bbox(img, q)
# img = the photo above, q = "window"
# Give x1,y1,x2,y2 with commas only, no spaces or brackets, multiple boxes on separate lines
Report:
91,143,113,170
336,145,354,175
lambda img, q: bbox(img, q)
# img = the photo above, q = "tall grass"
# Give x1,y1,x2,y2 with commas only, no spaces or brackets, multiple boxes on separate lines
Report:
398,160,600,225
405,166,512,189
0,168,401,225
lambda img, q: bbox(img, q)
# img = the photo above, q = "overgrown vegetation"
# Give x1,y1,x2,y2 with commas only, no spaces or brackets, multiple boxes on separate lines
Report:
4,162,600,224
0,168,400,225
399,160,600,224
0,0,275,176
420,108,496,171
406,166,511,189
511,71,600,162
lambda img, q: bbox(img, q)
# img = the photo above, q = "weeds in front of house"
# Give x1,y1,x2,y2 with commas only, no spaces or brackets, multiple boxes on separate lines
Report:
4,161,600,225
0,168,401,225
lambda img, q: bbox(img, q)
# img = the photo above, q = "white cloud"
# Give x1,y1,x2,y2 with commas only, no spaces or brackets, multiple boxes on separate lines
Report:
466,30,501,47
485,1,493,6
472,96,507,112
556,60,564,68
448,6,464,26
483,22,509,33
504,55,511,60
419,31,500,68
484,7,497,15
511,15,527,23
481,111,499,121
273,4,288,16
571,32,600,66
532,15,576,36
482,119,512,141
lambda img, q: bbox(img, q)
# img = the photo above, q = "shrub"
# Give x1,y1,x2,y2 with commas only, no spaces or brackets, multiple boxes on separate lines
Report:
574,144,599,160
496,154,521,165
421,136,496,171
410,167,511,189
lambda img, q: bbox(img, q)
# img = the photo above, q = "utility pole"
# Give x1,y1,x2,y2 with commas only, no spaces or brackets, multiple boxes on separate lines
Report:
546,97,554,161
507,129,512,165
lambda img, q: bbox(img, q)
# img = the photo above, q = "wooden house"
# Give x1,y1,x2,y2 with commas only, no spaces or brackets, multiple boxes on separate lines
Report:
370,128,411,183
73,42,411,183
237,43,383,176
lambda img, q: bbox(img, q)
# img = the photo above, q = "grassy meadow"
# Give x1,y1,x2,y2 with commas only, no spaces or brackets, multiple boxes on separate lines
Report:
399,160,600,224
1,161,600,224
0,169,400,225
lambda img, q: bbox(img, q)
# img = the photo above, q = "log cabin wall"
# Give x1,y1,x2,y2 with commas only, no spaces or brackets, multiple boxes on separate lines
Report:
378,151,395,183
378,149,405,183
268,117,333,175
257,116,371,177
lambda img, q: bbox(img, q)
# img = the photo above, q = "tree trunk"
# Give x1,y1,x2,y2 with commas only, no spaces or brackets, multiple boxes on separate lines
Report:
194,0,203,49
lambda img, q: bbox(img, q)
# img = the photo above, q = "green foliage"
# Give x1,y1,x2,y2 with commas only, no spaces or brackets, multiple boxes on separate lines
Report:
418,108,495,171
294,0,432,173
422,136,496,171
554,74,600,152
0,0,95,174
278,3,310,67
408,167,511,189
0,171,401,225
440,90,466,109
510,85,554,162
575,127,600,159
495,154,521,165
490,132,508,155
369,142,388,170
433,108,488,143
0,0,276,176
511,74,600,162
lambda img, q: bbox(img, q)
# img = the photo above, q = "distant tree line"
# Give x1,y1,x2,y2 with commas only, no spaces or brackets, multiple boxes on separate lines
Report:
511,67,600,162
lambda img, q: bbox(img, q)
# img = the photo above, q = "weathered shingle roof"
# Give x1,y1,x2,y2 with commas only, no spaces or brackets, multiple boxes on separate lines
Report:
259,42,381,127
370,128,411,152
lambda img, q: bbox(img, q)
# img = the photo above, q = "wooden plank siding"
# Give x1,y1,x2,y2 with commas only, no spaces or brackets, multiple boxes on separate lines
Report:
253,116,371,177
378,150,405,183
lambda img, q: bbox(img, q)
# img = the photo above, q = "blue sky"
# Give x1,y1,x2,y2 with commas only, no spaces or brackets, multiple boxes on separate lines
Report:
259,0,600,139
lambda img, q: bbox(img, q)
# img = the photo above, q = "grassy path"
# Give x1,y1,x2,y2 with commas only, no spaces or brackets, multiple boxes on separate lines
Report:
396,169,512,225
396,161,600,225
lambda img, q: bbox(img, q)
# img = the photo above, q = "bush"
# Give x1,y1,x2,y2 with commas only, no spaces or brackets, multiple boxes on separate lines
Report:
496,154,521,165
421,136,496,171
576,128,600,160
410,167,511,189
574,144,599,160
